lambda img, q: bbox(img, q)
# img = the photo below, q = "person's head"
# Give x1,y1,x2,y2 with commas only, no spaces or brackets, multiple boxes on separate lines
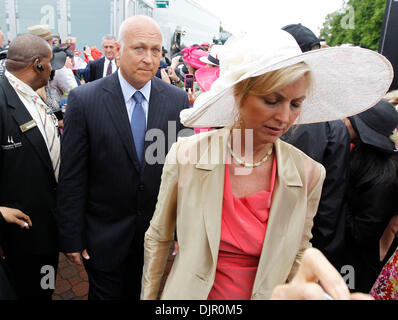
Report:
345,99,398,154
0,28,5,47
117,15,162,89
102,35,117,61
282,24,321,52
181,46,208,74
233,62,312,145
6,34,53,90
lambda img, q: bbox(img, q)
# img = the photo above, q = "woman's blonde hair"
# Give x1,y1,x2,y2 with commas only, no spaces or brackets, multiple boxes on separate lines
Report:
233,62,312,109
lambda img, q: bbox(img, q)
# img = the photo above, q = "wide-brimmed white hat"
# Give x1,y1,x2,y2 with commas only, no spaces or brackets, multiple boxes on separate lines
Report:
180,30,393,128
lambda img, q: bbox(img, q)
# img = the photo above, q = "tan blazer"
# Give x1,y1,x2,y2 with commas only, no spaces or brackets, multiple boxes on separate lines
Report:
141,127,326,300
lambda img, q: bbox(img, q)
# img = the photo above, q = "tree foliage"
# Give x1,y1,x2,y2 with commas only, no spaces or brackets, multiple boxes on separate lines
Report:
320,0,386,50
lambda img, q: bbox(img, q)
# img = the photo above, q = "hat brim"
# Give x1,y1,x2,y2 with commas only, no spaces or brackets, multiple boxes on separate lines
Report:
51,51,67,70
43,33,60,41
181,47,393,128
199,56,218,66
350,115,396,153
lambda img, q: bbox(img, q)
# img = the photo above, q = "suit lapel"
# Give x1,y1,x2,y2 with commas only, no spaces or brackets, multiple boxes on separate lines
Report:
1,78,55,177
251,139,303,296
197,129,230,266
103,73,141,173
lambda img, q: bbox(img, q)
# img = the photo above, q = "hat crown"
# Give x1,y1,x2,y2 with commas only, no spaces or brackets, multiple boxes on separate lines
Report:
357,100,398,137
28,24,51,35
212,30,302,92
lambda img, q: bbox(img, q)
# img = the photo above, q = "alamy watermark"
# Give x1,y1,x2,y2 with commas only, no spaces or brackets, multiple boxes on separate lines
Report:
40,265,55,290
341,5,355,30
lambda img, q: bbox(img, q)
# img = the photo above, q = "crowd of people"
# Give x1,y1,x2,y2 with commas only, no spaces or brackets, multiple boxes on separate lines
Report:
0,16,397,301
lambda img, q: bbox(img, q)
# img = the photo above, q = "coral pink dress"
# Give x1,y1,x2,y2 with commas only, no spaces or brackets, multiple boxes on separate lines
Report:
207,156,277,300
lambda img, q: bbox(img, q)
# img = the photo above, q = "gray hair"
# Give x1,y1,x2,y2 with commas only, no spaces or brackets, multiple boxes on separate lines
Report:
102,34,117,45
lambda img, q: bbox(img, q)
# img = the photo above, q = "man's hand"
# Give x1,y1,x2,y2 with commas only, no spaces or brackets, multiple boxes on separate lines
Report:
0,207,32,229
66,249,90,266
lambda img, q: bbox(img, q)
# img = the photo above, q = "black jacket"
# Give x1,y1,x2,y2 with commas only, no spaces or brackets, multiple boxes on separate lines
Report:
344,174,398,293
0,76,58,257
87,57,106,82
282,120,350,268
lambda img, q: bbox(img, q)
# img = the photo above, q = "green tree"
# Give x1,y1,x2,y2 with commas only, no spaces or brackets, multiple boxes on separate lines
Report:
320,0,386,50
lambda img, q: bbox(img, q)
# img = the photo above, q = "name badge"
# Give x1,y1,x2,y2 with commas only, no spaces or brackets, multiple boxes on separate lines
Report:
19,120,37,133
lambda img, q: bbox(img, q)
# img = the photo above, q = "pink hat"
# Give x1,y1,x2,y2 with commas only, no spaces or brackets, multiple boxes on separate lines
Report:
195,66,220,92
181,46,208,69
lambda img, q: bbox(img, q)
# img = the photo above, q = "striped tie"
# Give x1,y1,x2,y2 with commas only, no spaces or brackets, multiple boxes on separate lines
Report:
34,96,61,181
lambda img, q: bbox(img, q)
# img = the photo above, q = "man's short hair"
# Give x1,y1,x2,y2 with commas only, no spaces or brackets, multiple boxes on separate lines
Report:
6,34,50,71
102,35,117,45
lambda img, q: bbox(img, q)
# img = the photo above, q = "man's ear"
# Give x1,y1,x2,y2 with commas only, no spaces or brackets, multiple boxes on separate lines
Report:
32,58,43,73
115,42,121,54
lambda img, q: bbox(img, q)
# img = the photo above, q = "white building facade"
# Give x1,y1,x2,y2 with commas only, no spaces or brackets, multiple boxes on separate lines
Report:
153,0,220,51
0,0,219,52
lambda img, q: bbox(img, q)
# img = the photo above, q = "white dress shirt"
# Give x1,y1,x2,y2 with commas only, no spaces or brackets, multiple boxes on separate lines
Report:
103,58,117,78
118,69,151,124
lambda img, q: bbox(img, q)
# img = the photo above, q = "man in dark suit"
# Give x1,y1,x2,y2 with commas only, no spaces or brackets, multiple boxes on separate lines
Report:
56,15,190,300
0,34,60,300
86,35,118,82
281,24,351,270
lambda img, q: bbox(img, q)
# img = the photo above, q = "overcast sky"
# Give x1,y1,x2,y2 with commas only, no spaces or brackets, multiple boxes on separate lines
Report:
196,0,345,36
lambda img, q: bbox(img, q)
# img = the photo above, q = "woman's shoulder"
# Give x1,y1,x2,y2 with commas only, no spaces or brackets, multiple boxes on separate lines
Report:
277,139,326,188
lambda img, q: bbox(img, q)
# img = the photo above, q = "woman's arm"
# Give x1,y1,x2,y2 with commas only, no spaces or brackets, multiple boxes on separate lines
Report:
141,142,180,300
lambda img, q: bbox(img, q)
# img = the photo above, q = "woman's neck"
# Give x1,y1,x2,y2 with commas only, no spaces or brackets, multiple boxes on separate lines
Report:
230,128,273,163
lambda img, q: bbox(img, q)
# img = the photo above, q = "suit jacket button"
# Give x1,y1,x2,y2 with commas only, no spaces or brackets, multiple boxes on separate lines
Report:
138,184,145,191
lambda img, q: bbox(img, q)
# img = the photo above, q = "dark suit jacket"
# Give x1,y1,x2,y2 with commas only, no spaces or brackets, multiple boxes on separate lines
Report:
87,57,105,82
282,121,350,268
345,175,398,293
56,73,189,271
0,76,58,257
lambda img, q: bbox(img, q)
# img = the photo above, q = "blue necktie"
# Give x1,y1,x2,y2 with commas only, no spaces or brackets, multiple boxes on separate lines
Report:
131,91,146,165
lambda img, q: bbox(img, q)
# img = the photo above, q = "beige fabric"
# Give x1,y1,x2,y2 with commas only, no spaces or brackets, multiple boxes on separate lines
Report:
141,128,326,300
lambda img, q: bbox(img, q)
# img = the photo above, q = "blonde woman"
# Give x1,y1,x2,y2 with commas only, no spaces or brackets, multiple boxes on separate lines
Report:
141,30,392,300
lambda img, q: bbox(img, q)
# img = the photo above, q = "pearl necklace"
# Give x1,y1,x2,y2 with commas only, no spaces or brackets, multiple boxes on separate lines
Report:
228,141,273,168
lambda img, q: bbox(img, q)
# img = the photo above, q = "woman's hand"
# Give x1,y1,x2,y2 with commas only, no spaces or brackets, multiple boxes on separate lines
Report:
160,68,171,84
271,248,373,300
64,56,73,69
187,88,197,105
0,207,32,229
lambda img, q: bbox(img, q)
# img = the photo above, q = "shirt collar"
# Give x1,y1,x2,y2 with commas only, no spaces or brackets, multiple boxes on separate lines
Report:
105,57,115,64
5,70,43,101
118,69,151,104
